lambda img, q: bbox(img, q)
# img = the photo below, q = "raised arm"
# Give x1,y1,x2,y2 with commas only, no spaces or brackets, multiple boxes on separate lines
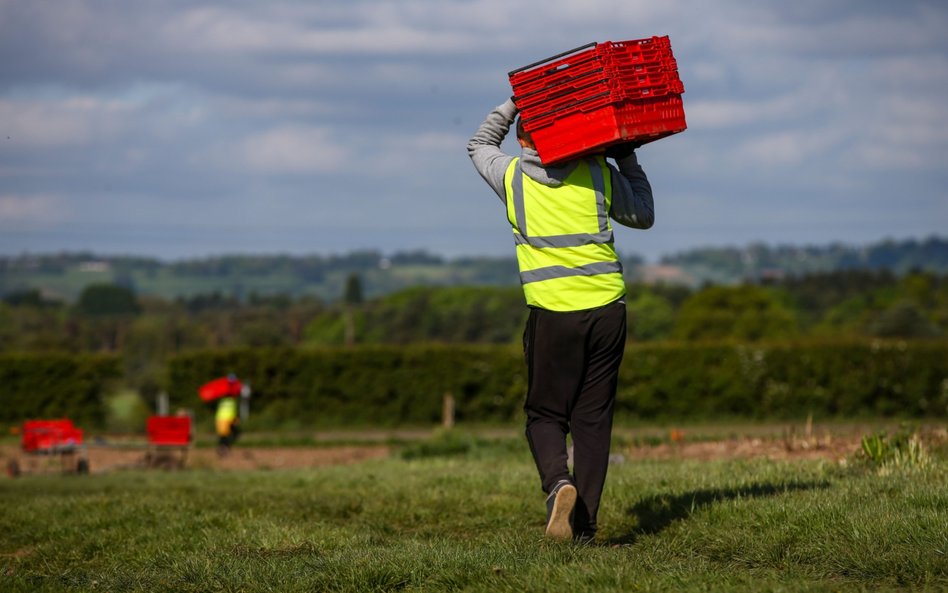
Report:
608,149,655,229
467,98,518,203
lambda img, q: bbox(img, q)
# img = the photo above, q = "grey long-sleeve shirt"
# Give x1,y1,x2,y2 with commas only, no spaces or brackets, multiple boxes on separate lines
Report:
466,98,655,230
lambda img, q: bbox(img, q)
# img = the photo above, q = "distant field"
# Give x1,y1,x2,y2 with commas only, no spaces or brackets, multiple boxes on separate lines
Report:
1,428,945,592
0,257,522,302
4,268,328,302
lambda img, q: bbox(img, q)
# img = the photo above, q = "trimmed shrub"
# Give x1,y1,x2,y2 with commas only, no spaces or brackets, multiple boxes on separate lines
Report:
166,341,948,426
0,353,121,428
167,345,526,427
618,341,948,420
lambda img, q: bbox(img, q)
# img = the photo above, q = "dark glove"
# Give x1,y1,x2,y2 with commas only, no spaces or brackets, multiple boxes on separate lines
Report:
604,141,641,160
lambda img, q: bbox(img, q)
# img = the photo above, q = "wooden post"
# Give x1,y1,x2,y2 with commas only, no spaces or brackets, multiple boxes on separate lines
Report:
156,392,169,416
240,385,251,422
442,392,455,429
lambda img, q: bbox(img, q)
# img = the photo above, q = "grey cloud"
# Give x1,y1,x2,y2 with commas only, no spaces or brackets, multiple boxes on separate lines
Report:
1,0,945,260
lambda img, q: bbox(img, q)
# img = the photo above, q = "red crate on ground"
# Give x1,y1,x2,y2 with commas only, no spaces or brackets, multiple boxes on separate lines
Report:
144,415,192,470
21,419,83,452
146,416,192,447
8,418,89,477
509,35,687,164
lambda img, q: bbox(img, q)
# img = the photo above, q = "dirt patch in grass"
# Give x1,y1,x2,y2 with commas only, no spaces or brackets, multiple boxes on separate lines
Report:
0,435,854,477
4,425,944,476
618,424,947,463
620,434,860,463
1,443,389,476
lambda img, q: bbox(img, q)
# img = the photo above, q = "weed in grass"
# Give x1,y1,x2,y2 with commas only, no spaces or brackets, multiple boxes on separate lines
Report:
400,428,475,460
399,428,524,460
858,424,933,475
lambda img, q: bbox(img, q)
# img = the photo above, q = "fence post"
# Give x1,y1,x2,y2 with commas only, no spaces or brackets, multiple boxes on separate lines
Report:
156,392,169,416
240,385,252,422
442,392,455,429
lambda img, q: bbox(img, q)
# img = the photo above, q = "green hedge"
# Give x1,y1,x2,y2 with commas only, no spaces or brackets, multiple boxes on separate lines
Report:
0,353,122,428
167,345,527,427
618,341,948,419
6,341,943,432
167,341,948,426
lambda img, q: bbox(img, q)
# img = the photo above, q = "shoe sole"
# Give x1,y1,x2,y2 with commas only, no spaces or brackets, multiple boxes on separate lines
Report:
545,484,576,540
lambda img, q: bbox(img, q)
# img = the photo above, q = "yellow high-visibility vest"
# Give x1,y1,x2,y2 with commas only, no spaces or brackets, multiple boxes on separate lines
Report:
504,156,625,311
215,397,237,436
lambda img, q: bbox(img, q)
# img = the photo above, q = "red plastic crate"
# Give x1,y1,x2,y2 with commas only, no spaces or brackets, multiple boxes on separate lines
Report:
509,37,674,91
508,37,670,81
516,69,682,115
21,419,83,452
146,416,192,447
509,56,604,96
515,78,610,113
509,36,687,164
598,38,674,66
528,95,686,165
511,49,676,101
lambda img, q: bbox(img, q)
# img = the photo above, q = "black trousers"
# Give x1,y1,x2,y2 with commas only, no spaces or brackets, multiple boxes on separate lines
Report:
523,299,627,536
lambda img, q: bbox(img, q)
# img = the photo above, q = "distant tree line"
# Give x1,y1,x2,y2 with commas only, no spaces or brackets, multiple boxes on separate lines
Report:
661,235,948,283
2,237,946,303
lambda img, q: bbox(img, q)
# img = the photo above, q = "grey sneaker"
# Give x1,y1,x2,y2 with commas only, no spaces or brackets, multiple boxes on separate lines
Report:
544,480,577,540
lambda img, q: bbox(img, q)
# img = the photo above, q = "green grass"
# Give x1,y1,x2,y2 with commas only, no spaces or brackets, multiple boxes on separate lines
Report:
1,436,945,592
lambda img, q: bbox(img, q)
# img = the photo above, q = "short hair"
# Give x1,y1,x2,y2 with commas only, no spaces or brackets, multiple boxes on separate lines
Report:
516,116,534,146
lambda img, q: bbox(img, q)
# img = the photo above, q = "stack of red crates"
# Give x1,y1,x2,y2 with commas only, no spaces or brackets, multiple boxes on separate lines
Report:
146,415,192,447
21,419,83,452
509,36,686,165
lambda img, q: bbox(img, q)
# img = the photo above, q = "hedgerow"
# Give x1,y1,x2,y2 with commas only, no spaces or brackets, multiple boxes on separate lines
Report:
165,341,948,426
0,353,121,427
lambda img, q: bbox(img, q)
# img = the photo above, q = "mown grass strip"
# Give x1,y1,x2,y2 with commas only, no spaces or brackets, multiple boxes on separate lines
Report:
0,444,945,592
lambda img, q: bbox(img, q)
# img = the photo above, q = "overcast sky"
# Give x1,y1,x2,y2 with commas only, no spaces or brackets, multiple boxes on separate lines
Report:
1,0,946,262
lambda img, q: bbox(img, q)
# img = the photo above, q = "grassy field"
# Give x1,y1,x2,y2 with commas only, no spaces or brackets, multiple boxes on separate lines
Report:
1,432,946,592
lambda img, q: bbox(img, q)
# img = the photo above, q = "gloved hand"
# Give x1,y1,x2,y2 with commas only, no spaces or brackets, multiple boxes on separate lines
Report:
604,141,642,160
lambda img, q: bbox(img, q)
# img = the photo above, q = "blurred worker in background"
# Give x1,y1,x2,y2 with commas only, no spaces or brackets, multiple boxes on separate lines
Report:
215,374,241,457
467,97,655,543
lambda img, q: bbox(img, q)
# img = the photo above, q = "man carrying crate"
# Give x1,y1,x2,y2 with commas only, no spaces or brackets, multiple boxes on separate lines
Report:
215,394,240,457
467,97,655,543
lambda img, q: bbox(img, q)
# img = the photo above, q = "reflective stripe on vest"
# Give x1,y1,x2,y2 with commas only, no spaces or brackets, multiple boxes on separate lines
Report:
504,156,626,311
520,260,623,284
510,157,614,249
